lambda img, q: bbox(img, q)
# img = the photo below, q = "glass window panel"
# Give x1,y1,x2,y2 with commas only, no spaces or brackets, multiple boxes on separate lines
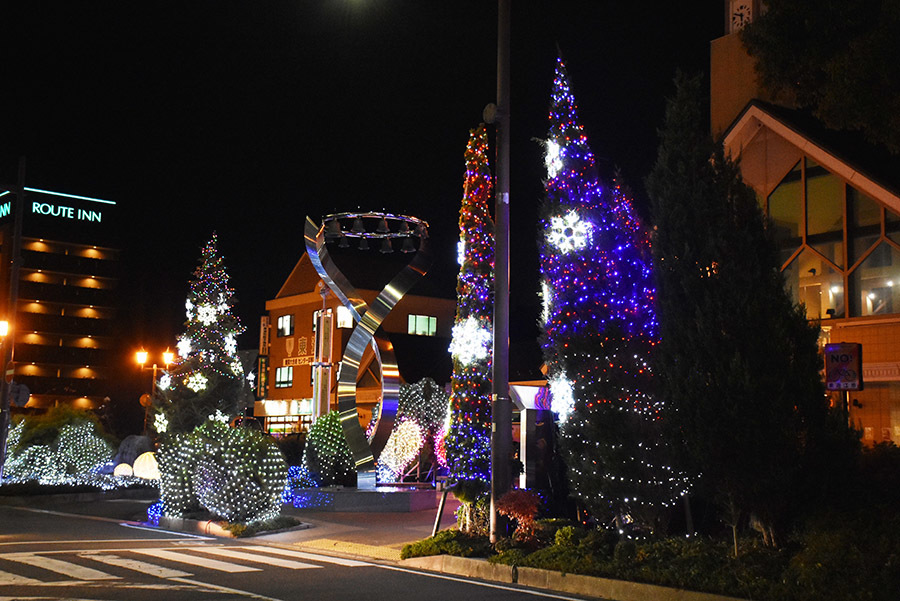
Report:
428,316,437,336
849,242,900,317
805,160,844,267
848,186,881,265
768,161,802,254
887,209,900,247
783,249,844,319
408,314,416,335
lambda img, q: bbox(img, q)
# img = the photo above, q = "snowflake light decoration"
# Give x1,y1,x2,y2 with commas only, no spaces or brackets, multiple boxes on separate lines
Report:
186,373,208,392
549,371,575,423
208,409,229,423
177,337,191,358
185,299,194,319
547,210,593,254
158,374,172,391
448,316,492,366
197,304,217,326
154,412,169,433
224,334,237,357
230,360,243,376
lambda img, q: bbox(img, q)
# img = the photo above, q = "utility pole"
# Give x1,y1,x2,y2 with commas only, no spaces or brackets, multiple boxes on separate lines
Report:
490,0,512,543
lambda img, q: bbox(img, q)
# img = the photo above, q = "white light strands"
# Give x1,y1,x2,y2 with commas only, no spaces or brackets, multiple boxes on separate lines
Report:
448,316,492,366
541,280,553,324
547,210,593,254
545,139,563,179
377,419,425,482
457,239,465,265
549,372,576,422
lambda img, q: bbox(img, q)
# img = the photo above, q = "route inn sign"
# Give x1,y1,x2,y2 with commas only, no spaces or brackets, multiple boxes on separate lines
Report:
824,342,864,391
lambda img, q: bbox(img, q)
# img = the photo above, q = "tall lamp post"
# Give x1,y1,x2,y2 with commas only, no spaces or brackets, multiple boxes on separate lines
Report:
136,348,174,435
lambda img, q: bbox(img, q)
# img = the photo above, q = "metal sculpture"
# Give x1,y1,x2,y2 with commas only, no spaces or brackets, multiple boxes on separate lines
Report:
304,212,431,489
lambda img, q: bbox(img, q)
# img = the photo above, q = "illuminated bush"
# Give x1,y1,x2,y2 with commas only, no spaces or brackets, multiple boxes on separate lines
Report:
158,420,287,523
377,419,425,483
301,411,354,487
3,410,115,484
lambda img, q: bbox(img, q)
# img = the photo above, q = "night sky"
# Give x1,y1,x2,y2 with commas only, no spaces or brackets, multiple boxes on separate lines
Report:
2,2,723,374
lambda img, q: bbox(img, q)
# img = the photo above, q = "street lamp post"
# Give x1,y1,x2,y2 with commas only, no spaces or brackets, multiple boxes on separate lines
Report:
136,349,174,435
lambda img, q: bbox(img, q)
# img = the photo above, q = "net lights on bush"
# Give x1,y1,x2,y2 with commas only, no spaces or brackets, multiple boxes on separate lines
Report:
301,411,354,487
158,420,287,523
549,372,575,423
377,419,425,482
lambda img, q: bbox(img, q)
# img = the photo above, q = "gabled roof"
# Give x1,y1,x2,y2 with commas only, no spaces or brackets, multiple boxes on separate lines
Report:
723,101,900,211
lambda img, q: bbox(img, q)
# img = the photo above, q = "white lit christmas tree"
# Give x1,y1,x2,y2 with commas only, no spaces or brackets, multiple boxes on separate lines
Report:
154,233,246,437
538,58,686,532
446,125,494,485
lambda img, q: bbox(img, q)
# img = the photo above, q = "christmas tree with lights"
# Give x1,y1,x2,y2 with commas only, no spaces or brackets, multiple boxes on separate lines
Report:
538,58,685,532
153,233,247,437
445,125,495,487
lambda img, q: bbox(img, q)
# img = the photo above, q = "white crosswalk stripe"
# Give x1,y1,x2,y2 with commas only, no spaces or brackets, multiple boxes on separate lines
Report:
0,544,368,586
129,548,262,573
190,547,320,570
77,553,193,579
0,568,42,586
0,552,117,581
243,546,370,567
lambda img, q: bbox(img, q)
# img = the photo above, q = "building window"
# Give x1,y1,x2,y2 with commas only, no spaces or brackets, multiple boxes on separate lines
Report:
408,314,437,336
275,366,293,388
277,314,294,337
336,305,354,329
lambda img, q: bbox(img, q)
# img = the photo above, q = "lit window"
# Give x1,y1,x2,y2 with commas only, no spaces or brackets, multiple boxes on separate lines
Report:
336,306,354,329
275,366,293,388
407,314,437,336
277,314,294,337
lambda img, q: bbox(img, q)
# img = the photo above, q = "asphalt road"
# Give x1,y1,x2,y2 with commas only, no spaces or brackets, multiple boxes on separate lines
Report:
0,499,589,601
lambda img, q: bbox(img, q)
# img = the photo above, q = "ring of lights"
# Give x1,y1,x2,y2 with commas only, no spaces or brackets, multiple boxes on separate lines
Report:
304,213,431,489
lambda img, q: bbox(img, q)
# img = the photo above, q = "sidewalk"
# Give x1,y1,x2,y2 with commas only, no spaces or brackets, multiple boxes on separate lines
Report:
258,491,462,561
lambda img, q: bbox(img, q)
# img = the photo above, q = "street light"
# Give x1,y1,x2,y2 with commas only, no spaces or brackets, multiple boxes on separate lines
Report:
136,348,174,434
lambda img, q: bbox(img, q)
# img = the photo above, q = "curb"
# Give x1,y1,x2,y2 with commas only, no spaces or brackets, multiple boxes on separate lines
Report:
399,555,748,601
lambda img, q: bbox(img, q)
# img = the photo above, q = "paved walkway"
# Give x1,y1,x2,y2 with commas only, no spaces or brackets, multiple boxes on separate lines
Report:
258,492,462,561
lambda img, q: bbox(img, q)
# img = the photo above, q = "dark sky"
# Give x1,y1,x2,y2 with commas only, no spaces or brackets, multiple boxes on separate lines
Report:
2,2,724,368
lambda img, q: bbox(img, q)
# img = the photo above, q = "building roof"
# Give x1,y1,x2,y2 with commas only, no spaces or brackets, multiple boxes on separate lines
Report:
724,100,900,210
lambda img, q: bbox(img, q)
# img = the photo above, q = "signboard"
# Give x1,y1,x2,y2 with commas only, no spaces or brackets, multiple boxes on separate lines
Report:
824,343,863,391
283,355,314,366
256,356,269,399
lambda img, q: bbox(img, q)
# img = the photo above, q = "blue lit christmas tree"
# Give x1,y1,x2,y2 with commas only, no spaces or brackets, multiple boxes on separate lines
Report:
538,58,685,532
153,233,247,437
445,125,494,486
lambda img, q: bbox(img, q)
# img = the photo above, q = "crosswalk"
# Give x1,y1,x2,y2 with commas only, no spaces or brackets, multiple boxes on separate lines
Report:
0,544,369,586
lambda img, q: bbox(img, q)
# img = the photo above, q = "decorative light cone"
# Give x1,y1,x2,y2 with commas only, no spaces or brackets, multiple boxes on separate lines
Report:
358,237,369,250
351,217,365,234
380,238,393,253
401,237,416,253
376,217,390,234
133,451,161,480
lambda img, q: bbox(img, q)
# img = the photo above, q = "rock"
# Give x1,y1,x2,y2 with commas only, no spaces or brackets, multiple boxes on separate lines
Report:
113,435,153,467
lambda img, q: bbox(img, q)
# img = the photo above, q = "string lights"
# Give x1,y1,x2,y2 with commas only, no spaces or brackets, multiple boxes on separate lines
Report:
446,125,495,485
538,57,687,532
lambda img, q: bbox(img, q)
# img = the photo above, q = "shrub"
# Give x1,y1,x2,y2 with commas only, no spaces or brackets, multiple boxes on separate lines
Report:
3,410,115,484
159,420,287,523
496,489,542,540
401,529,492,559
301,411,354,487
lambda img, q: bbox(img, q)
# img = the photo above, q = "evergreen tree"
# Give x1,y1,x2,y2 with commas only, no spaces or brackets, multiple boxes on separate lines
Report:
445,125,494,486
645,73,829,550
538,58,685,532
153,233,246,437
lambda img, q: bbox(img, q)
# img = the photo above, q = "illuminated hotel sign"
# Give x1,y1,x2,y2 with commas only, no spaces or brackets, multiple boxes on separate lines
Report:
0,187,115,224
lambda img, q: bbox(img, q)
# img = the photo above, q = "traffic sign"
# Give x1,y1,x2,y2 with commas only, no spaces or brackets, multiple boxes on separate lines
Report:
824,342,863,391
